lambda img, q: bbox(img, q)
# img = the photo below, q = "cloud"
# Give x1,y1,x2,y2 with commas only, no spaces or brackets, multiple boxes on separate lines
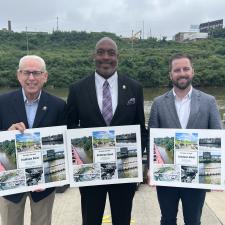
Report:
0,0,224,39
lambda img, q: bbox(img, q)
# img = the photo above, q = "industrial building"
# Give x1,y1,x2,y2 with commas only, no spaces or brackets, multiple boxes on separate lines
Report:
1,20,12,32
173,32,208,42
199,19,223,33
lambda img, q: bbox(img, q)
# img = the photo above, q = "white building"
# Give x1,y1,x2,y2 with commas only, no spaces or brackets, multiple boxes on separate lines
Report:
173,32,208,42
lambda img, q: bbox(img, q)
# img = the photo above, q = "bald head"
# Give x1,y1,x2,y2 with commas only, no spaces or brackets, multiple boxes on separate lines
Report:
94,37,118,79
95,37,118,54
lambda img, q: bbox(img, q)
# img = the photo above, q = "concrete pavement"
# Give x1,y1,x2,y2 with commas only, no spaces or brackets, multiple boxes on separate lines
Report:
14,184,225,225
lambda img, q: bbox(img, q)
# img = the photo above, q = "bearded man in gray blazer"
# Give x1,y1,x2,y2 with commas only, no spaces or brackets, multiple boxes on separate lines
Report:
148,53,222,225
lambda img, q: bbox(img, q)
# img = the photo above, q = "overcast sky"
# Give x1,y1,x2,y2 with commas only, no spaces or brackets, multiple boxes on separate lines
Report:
0,0,224,39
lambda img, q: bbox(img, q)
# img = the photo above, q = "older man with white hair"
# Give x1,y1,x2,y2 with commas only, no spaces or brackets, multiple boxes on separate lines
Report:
0,55,66,225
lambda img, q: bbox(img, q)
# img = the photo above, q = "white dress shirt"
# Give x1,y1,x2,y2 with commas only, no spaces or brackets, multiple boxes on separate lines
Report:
95,71,118,115
173,87,192,129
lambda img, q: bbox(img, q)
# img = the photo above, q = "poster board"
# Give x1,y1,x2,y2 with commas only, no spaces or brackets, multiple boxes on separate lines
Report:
67,125,143,187
149,128,225,190
0,126,69,196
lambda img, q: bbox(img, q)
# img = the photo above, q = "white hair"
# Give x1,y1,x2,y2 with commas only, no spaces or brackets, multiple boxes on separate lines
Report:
18,55,46,71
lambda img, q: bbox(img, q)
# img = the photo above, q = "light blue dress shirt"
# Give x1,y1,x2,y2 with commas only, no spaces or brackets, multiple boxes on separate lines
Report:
22,89,41,128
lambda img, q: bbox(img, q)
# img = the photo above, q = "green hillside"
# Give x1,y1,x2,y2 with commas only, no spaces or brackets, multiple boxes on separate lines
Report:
1,30,225,87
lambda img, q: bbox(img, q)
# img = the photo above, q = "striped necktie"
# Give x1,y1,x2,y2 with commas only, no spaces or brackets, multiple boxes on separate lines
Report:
102,80,113,126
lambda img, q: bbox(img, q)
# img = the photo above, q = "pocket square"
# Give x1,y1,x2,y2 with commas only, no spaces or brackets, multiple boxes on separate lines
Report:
127,98,136,105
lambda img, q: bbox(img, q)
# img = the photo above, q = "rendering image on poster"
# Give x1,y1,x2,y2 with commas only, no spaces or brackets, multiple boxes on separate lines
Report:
199,150,221,185
117,147,138,178
43,148,66,183
67,125,142,187
149,128,225,190
93,130,115,148
116,133,137,146
153,137,174,164
0,169,26,191
73,164,101,182
0,135,16,172
198,137,222,185
16,132,41,153
101,163,117,180
199,138,221,150
42,134,64,149
0,126,69,197
71,136,93,165
0,169,26,190
153,165,180,182
181,166,198,183
175,133,198,151
25,167,44,186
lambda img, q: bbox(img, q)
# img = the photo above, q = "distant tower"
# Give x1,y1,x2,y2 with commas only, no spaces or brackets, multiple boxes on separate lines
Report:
8,20,11,31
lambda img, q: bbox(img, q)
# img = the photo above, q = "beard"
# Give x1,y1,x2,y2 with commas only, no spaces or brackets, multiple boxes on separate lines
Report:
172,77,192,90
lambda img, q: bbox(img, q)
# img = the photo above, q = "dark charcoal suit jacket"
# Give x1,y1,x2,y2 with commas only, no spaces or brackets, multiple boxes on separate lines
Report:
67,74,147,151
0,89,66,203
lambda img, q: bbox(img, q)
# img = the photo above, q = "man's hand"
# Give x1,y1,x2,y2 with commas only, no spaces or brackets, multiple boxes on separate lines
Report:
32,188,46,192
8,122,26,132
211,189,223,192
147,170,155,187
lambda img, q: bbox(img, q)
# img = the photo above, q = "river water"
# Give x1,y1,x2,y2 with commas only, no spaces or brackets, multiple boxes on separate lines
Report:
1,86,225,122
49,86,225,123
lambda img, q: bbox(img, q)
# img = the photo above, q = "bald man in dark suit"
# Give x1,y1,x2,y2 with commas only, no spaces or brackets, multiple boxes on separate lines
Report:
67,37,147,225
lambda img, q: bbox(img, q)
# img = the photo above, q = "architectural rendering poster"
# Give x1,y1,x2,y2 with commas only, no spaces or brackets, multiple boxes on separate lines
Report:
67,125,143,187
149,128,225,190
0,126,69,196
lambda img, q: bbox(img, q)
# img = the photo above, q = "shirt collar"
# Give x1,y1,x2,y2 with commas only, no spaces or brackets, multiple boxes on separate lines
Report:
95,71,118,88
22,89,41,104
173,86,192,99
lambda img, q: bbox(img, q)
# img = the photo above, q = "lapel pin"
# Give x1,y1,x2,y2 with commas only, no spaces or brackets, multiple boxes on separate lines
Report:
42,106,47,111
122,85,126,90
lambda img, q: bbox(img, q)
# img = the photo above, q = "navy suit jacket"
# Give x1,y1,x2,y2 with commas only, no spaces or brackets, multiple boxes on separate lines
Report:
0,89,66,203
67,74,147,151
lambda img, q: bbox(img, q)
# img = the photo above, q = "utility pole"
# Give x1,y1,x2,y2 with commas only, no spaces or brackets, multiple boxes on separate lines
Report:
25,26,29,55
56,16,59,31
131,30,134,49
142,20,145,39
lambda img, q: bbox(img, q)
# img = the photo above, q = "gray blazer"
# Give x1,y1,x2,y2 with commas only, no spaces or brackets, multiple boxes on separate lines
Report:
148,88,222,129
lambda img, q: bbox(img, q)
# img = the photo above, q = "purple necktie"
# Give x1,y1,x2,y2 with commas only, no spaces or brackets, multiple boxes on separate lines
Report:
102,80,113,126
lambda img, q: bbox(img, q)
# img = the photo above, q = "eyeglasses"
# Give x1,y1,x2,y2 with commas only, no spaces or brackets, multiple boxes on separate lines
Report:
20,70,44,77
